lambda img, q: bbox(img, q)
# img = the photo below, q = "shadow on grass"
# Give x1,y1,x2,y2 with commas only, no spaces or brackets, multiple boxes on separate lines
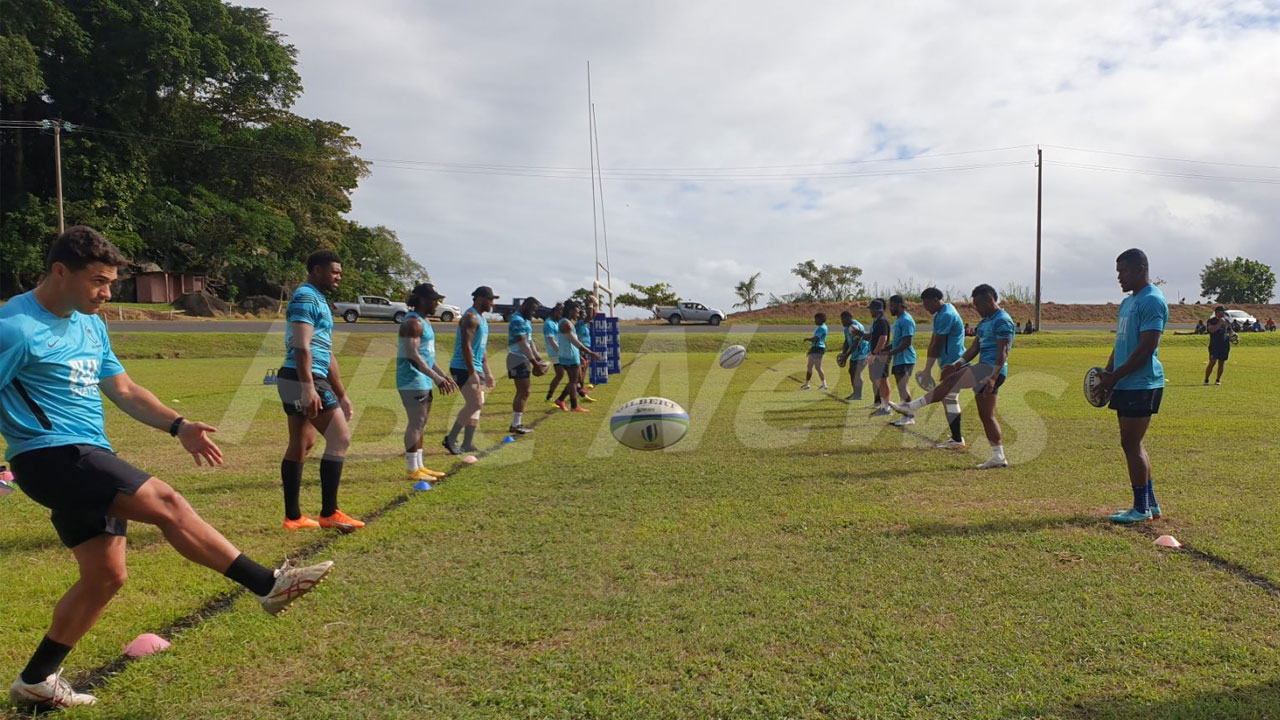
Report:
884,514,1101,539
1014,680,1280,720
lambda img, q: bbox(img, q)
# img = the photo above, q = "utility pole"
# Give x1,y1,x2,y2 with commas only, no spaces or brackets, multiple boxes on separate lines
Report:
1034,146,1042,331
54,121,65,233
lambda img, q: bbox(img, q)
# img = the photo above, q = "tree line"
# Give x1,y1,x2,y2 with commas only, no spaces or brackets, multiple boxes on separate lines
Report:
0,0,424,301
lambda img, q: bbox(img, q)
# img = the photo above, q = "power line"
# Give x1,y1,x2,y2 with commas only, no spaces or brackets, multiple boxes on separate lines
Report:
1042,144,1280,171
1047,160,1280,185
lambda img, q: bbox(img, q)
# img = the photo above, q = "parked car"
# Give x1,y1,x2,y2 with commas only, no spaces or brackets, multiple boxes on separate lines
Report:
333,296,409,324
430,303,461,323
1225,309,1258,328
654,301,725,325
491,297,553,322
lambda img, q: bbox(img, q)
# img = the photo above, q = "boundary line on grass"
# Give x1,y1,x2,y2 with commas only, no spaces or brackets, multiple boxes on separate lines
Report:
76,354,645,692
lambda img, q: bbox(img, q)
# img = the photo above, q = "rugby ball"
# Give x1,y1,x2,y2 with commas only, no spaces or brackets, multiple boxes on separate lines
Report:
719,344,747,369
1083,366,1110,408
610,397,690,450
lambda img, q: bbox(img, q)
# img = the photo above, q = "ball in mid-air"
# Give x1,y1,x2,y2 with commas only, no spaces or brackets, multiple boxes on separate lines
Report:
718,344,747,369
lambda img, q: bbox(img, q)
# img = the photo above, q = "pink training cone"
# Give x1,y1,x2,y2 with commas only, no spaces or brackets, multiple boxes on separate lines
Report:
462,455,478,464
123,633,171,658
1154,535,1182,549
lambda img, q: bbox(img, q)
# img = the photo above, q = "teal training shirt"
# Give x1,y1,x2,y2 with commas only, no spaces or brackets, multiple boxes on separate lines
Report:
396,311,435,391
0,292,126,460
542,316,559,356
892,312,917,367
1113,284,1167,390
558,318,581,365
976,308,1016,376
282,283,334,377
450,308,488,372
932,304,965,365
508,312,533,359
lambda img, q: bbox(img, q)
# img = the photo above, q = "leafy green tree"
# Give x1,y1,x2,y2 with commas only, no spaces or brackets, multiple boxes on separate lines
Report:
733,272,763,312
1200,257,1276,304
615,282,679,312
791,260,863,301
0,0,409,301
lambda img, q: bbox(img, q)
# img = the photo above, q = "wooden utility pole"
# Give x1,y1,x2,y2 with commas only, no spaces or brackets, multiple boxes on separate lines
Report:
54,122,65,233
1034,146,1042,331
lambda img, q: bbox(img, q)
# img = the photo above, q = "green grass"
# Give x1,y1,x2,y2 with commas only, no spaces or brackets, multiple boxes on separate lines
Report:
2,335,1279,718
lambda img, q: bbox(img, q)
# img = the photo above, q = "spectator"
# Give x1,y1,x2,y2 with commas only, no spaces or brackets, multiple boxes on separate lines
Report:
1267,317,1276,332
1194,319,1207,334
1023,319,1035,334
964,323,975,337
1254,320,1264,333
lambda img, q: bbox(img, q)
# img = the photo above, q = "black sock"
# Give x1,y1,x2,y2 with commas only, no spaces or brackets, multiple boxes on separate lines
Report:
558,388,569,402
463,425,476,448
320,456,343,517
949,413,963,443
280,459,303,520
447,422,463,444
570,394,579,409
21,636,73,684
223,553,276,596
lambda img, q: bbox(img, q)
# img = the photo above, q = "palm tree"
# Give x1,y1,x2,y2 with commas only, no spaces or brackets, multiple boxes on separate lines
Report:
733,272,764,312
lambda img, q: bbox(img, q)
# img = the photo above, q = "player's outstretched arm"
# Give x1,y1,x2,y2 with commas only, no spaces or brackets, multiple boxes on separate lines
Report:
100,372,223,466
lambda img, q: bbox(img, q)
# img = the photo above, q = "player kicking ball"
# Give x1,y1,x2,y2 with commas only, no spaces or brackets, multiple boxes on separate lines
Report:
887,284,1015,469
1,228,332,712
1097,249,1168,524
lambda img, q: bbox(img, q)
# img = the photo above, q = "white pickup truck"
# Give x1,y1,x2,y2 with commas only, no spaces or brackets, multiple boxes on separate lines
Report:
333,296,409,324
654,301,726,326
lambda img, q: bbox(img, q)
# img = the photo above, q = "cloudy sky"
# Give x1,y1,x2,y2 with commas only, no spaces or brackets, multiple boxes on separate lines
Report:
256,0,1280,315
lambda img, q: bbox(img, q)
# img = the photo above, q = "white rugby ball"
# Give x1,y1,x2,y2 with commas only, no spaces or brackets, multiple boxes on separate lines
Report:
610,397,690,450
719,344,747,369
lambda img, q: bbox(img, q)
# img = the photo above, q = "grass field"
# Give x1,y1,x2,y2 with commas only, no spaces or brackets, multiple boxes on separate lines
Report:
2,331,1279,719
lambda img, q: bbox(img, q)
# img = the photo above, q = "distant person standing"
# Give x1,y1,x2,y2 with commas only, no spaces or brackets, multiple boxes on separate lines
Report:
277,250,363,532
884,295,917,426
921,287,967,449
574,303,597,402
443,287,497,455
866,299,893,415
553,301,602,412
1205,305,1230,386
837,310,871,401
800,312,829,390
397,284,456,482
507,296,547,435
1099,249,1168,524
543,302,565,404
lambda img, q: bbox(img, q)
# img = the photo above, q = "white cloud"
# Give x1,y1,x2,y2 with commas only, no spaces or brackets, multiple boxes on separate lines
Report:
259,0,1280,312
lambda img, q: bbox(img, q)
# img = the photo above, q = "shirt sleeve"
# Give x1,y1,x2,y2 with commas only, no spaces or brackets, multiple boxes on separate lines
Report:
98,319,126,378
0,318,29,390
934,311,954,337
286,292,319,326
1137,297,1167,333
994,317,1016,340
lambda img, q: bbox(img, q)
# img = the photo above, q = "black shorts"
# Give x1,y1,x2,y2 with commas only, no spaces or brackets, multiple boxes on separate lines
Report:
277,367,340,417
1209,345,1230,361
507,355,532,380
10,445,151,548
892,363,915,379
559,362,581,371
808,347,826,356
398,389,433,407
450,367,474,387
1110,387,1163,417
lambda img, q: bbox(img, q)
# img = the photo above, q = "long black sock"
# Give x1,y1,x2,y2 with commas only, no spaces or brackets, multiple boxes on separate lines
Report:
320,456,343,517
570,393,579,409
558,387,570,402
280,459,303,520
948,412,963,442
223,553,276,596
21,636,73,684
463,425,476,448
447,422,463,444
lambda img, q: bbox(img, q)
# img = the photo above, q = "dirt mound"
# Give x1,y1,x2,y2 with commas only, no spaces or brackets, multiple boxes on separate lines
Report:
731,300,1280,325
237,294,281,315
174,291,230,317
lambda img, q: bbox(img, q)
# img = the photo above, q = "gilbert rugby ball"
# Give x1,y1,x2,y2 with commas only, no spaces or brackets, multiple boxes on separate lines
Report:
610,397,690,450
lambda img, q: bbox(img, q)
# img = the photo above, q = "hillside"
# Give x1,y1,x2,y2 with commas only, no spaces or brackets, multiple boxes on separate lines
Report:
729,300,1280,325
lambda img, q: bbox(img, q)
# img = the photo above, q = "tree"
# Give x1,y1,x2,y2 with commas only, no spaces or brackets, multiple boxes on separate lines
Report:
569,288,594,304
791,260,863,301
1200,257,1276,304
615,282,679,313
732,272,763,312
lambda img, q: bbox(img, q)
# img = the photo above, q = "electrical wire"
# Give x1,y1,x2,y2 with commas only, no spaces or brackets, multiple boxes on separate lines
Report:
1047,160,1280,185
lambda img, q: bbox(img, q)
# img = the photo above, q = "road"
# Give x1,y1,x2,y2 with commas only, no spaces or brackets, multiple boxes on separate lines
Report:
104,320,1196,334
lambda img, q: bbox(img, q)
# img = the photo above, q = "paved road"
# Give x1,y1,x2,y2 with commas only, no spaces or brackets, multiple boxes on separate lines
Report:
104,320,1197,334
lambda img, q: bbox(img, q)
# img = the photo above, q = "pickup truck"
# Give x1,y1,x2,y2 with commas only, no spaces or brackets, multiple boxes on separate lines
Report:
334,296,409,324
491,297,553,322
654,301,725,325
